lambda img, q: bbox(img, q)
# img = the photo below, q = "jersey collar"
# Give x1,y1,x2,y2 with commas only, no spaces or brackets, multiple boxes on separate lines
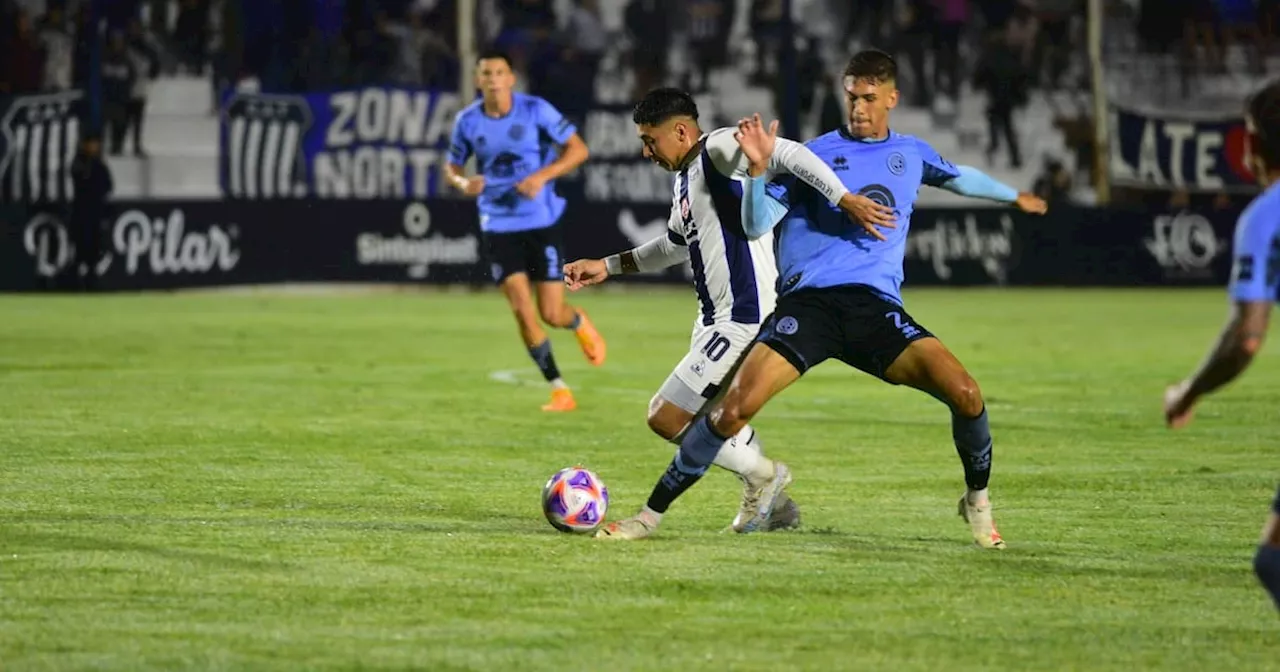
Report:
677,134,709,172
838,125,891,143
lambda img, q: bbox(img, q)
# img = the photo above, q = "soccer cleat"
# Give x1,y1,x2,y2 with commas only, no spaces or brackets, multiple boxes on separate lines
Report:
766,494,801,531
958,494,1006,549
733,462,793,534
541,388,577,412
593,515,656,541
573,309,607,367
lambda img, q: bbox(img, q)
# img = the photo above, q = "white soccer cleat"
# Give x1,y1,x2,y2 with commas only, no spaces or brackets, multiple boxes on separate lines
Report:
958,493,1006,549
593,515,657,541
764,492,801,531
732,462,793,534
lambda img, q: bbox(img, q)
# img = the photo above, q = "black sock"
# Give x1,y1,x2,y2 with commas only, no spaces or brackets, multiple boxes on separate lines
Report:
645,416,727,513
952,406,992,491
528,339,561,382
565,312,581,330
1255,545,1280,611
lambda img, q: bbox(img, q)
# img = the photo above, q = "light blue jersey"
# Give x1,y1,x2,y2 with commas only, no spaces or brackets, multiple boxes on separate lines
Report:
448,93,577,233
1229,181,1280,303
763,128,962,304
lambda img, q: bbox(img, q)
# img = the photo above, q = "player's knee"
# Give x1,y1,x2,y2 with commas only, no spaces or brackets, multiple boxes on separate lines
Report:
646,395,691,442
712,388,754,436
537,304,560,325
947,376,985,418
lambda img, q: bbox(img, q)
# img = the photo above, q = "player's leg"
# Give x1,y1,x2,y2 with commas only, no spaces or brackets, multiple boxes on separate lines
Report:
595,342,802,540
1253,486,1280,611
486,228,576,411
882,334,1004,549
495,268,574,411
597,324,799,540
595,293,838,540
530,226,605,366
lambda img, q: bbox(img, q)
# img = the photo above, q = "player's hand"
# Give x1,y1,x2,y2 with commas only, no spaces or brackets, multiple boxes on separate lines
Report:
734,113,778,177
563,259,608,291
1015,192,1048,215
452,175,484,197
1164,380,1198,429
837,192,897,242
516,172,549,199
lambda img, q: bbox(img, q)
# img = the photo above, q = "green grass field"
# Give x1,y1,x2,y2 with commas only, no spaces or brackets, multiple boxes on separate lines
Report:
1,287,1278,671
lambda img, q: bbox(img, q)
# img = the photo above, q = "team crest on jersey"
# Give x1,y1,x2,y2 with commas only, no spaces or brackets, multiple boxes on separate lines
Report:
508,124,526,141
680,195,691,221
777,316,799,335
887,152,906,176
476,135,487,148
857,184,897,209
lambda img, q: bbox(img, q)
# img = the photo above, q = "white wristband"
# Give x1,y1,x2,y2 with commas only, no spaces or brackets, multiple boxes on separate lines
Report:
604,255,622,275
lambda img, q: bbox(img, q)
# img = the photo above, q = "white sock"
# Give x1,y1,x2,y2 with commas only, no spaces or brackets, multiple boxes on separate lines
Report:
966,488,989,506
639,505,663,527
550,378,568,390
711,424,774,483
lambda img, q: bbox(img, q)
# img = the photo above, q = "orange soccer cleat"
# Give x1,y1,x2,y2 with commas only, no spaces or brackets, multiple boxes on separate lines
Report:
542,387,577,412
572,309,606,367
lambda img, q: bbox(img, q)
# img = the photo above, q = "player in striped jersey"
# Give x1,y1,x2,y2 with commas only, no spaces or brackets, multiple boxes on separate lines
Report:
562,88,895,540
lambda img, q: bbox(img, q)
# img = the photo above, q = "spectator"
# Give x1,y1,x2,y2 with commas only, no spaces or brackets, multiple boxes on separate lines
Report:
173,0,209,75
1032,157,1073,205
126,19,160,157
38,5,72,92
70,135,112,292
749,0,784,85
1033,0,1078,90
931,0,968,101
685,0,733,92
625,0,672,100
1,9,44,94
101,30,138,156
972,28,1027,168
898,0,936,107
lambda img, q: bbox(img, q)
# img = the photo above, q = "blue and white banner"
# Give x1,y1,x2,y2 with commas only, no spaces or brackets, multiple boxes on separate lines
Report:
1109,105,1256,192
220,87,673,203
0,91,83,204
219,87,463,199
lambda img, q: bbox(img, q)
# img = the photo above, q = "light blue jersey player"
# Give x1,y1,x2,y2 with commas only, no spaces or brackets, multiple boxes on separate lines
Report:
627,50,1047,547
446,50,606,412
1165,81,1280,612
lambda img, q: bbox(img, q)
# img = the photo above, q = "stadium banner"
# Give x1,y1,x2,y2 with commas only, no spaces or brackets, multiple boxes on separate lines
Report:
1108,105,1256,192
0,91,85,204
218,87,671,204
0,201,1239,291
554,101,671,205
219,87,465,199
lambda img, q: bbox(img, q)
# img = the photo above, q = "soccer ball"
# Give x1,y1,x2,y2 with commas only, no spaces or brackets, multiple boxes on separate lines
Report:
542,466,609,533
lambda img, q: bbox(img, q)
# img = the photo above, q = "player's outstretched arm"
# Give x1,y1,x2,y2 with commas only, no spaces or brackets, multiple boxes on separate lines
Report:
1165,300,1271,428
936,165,1047,213
564,233,690,291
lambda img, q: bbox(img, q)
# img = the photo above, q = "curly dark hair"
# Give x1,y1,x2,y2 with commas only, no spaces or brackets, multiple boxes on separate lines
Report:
632,87,699,126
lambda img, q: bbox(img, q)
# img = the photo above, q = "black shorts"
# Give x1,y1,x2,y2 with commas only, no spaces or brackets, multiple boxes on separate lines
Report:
482,225,564,284
756,284,934,381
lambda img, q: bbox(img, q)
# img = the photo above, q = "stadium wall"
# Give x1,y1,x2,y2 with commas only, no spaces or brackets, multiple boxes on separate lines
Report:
0,199,1237,292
